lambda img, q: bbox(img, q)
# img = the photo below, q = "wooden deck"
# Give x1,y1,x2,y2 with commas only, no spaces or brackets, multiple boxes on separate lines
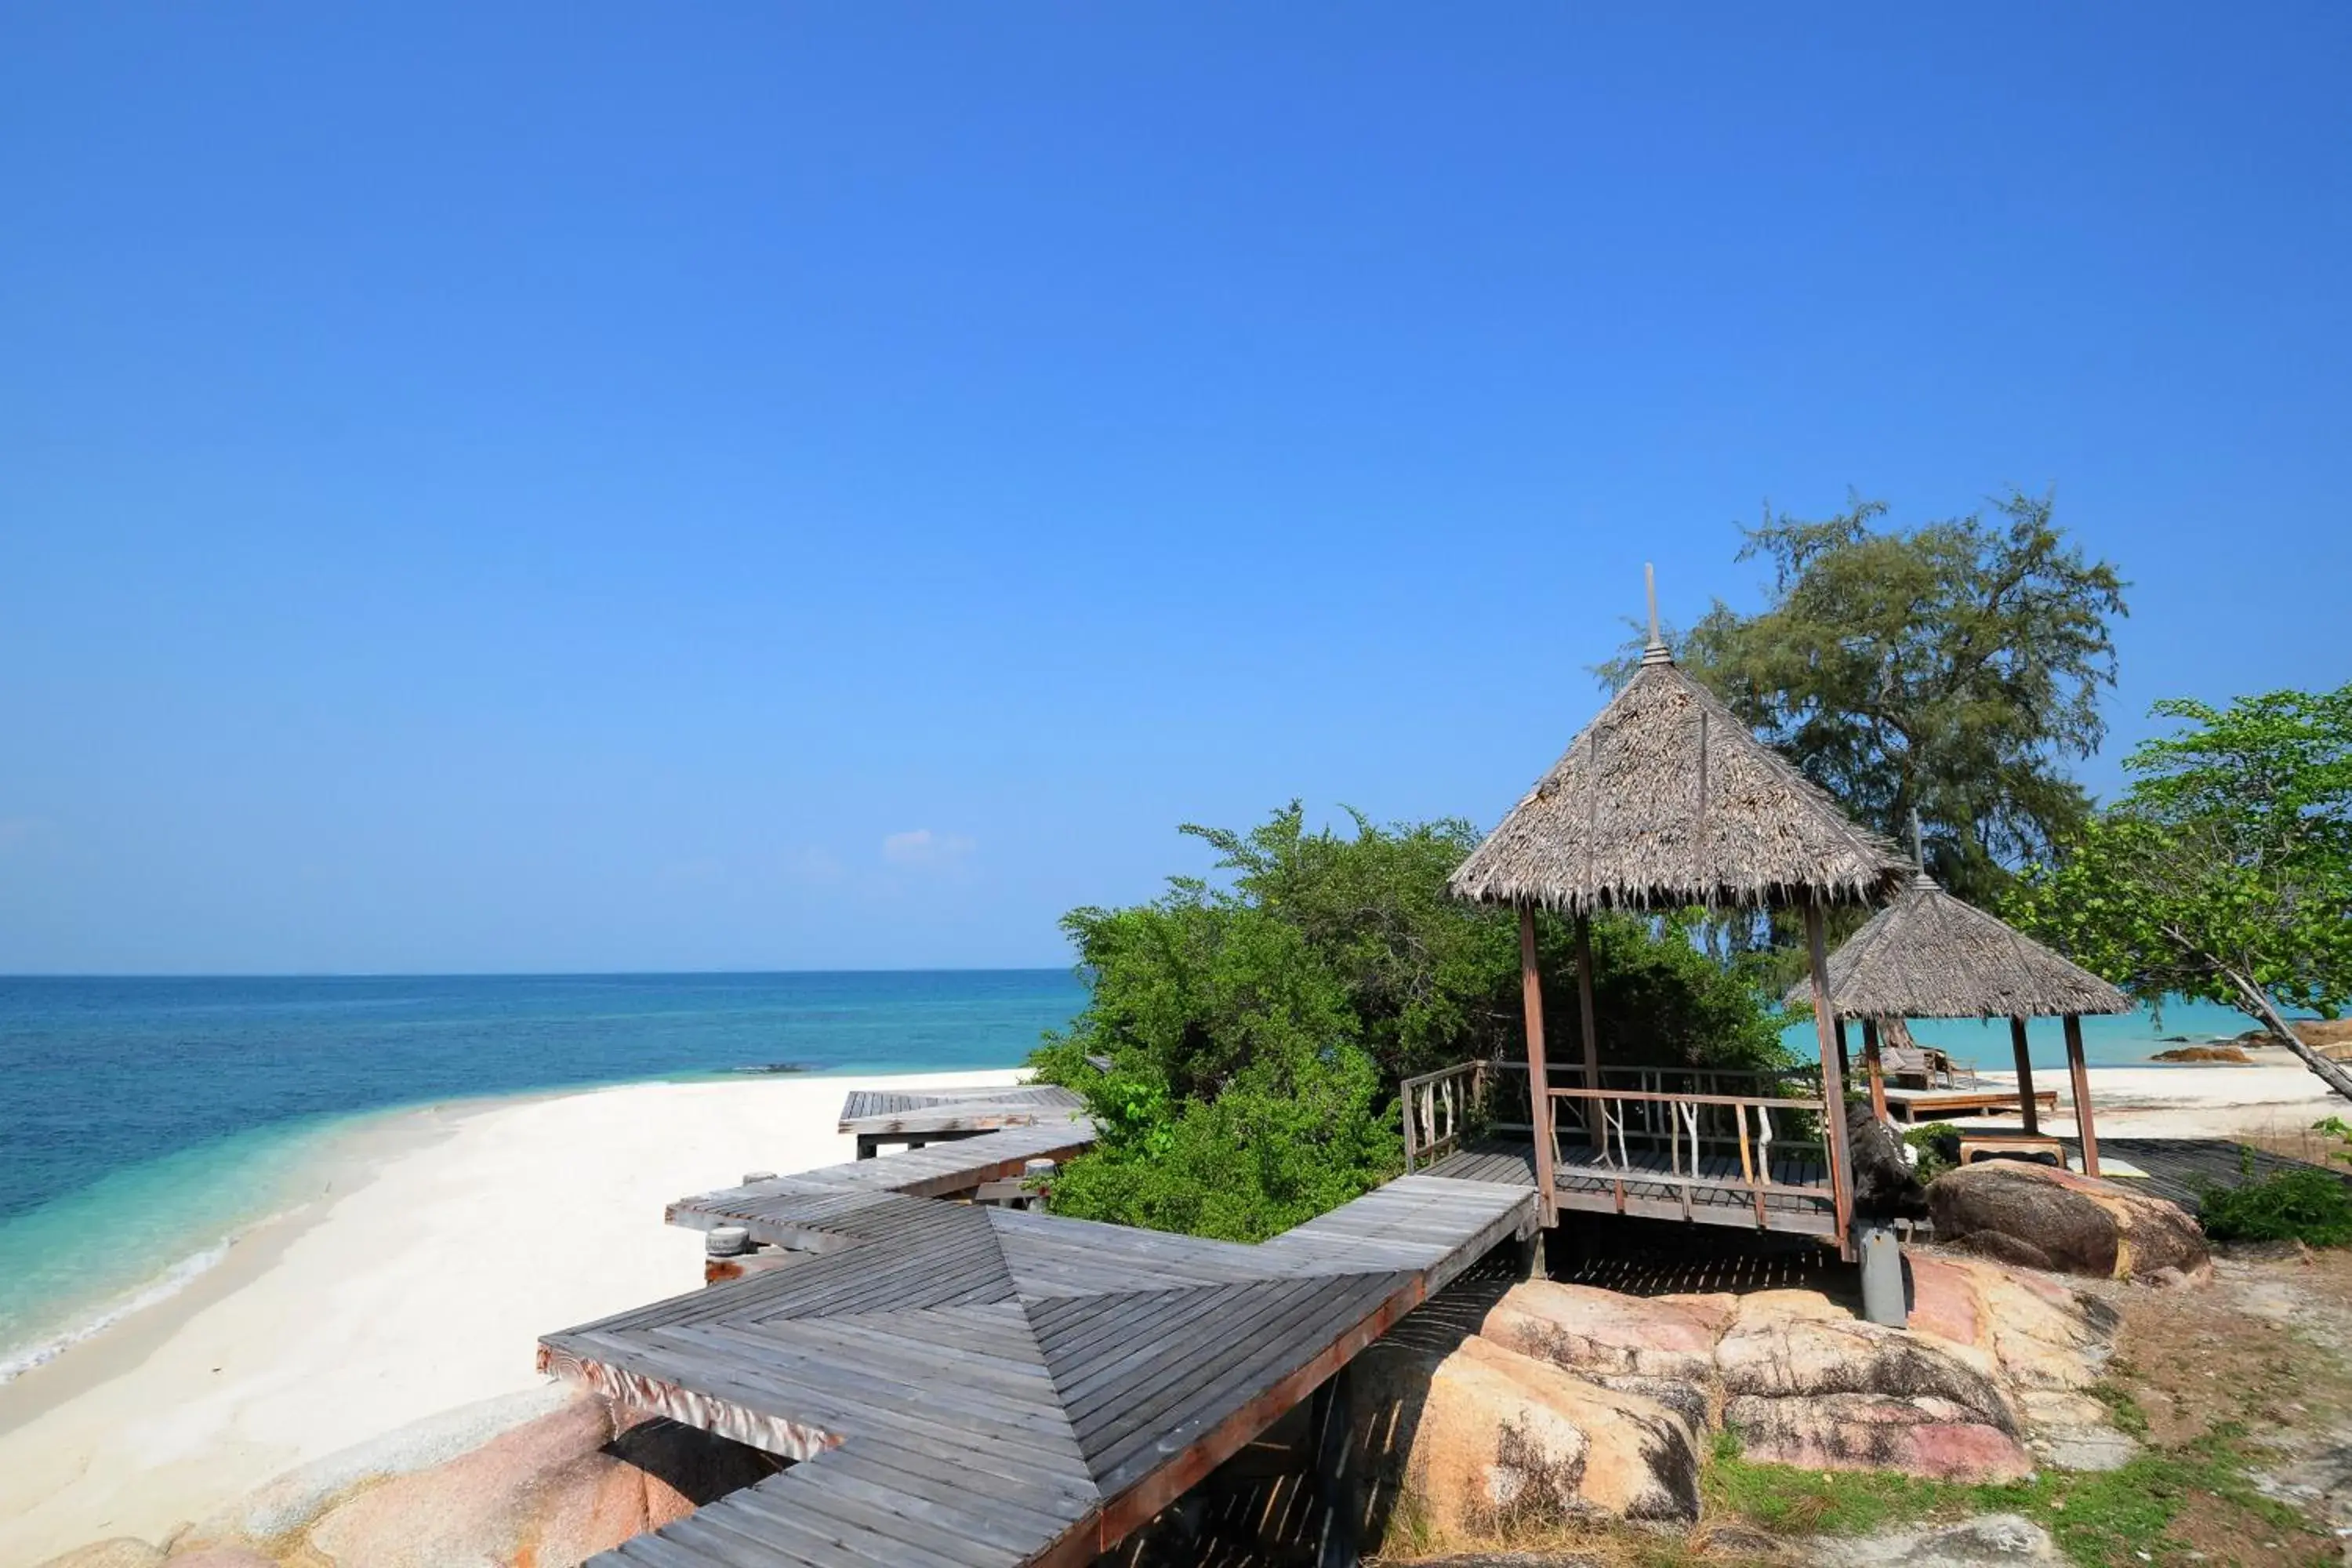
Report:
543,1112,1539,1567
837,1083,1089,1158
1423,1134,1838,1236
1880,1084,2060,1123
839,1083,1087,1136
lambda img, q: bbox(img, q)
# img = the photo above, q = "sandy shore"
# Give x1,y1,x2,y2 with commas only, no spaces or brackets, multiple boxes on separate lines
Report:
1,1055,2343,1563
0,1068,1022,1563
1959,1049,2346,1140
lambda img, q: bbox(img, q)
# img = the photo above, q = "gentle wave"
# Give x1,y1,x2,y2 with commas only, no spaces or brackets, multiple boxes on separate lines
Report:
0,1226,260,1384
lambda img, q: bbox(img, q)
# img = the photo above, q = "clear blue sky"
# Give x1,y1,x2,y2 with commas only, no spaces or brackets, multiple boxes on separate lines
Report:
3,5,2347,974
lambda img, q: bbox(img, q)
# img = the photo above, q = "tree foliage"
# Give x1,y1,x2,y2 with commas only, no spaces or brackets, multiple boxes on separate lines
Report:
2008,684,2352,1098
1609,492,2128,906
1028,804,1791,1239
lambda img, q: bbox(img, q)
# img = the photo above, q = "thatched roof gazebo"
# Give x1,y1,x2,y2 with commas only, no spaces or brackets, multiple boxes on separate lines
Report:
1786,833,2134,1175
1449,572,1912,1249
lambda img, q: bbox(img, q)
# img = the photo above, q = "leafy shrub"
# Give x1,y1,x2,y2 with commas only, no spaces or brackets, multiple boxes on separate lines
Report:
1903,1121,1963,1181
1029,804,1795,1240
2197,1162,2352,1247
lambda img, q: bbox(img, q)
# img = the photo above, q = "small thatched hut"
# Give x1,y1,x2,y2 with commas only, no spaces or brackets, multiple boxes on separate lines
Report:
1450,573,1911,1247
1786,847,2133,1174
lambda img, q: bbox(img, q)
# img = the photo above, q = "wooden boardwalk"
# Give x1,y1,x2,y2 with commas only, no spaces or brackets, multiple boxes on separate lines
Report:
543,1109,1538,1567
1424,1134,1838,1236
837,1083,1089,1159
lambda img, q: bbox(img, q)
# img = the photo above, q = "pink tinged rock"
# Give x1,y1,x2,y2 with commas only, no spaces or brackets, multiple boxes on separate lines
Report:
1902,1254,1987,1352
1351,1334,1702,1539
158,1551,278,1568
1653,1292,1740,1338
1478,1281,1728,1380
1725,1392,2035,1483
523,1452,654,1567
1716,1294,2014,1432
34,1542,166,1568
305,1392,619,1568
1905,1251,2120,1394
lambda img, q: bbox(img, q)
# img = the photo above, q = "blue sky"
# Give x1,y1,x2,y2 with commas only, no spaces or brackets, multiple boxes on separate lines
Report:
3,5,2347,973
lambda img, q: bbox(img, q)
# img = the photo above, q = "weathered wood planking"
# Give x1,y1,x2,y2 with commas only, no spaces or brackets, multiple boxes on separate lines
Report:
543,1139,1537,1568
667,1120,1100,1245
837,1083,1087,1139
1422,1131,1838,1236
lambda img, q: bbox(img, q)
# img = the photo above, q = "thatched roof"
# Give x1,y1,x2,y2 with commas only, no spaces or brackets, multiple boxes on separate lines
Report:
1448,648,1911,913
1784,872,2134,1020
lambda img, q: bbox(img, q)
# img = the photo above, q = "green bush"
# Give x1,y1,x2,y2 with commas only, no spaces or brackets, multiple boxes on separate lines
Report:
1029,804,1795,1240
1903,1121,1963,1181
2197,1162,2352,1247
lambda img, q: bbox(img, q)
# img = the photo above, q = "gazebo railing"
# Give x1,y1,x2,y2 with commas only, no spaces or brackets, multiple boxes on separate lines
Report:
1401,1058,1534,1172
1548,1084,1834,1226
1401,1061,1479,1172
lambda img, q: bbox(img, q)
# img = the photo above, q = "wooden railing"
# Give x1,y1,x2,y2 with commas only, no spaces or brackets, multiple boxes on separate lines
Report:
1548,1084,1836,1228
1401,1060,1484,1173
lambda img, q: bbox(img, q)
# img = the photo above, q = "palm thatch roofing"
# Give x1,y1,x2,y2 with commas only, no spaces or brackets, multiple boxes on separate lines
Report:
1784,871,2134,1020
1448,648,1912,914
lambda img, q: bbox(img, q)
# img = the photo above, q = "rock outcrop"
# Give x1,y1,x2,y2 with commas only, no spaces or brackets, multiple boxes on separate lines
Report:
49,1389,782,1568
1352,1333,1703,1534
1929,1160,2210,1281
1476,1281,1728,1431
1816,1512,2062,1565
1349,1261,2125,1548
32,1544,167,1568
1714,1290,2031,1482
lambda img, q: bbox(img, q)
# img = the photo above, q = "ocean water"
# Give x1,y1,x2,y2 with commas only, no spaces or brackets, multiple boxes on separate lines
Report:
0,970,1087,1380
1774,995,2281,1069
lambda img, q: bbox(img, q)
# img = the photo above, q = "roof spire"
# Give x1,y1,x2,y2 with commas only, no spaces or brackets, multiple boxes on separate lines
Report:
1640,562,1673,666
1910,807,1933,884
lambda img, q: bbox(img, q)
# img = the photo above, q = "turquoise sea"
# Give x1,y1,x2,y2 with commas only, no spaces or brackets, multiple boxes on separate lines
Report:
0,971,1087,1381
0,971,2274,1384
1773,995,2276,1071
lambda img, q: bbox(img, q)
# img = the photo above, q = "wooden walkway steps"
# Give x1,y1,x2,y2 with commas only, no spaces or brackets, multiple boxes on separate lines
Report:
543,1116,1538,1567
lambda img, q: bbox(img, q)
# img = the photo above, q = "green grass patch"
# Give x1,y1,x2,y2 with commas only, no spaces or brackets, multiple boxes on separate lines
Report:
1701,1418,2320,1567
2087,1378,2151,1439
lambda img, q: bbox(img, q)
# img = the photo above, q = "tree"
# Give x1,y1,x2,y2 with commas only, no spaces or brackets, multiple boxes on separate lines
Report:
1608,492,2128,906
1026,804,1792,1238
2008,685,2352,1099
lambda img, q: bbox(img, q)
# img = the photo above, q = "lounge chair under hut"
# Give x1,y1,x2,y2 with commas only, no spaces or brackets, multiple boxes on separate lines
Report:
1785,822,2134,1176
1433,572,1912,1258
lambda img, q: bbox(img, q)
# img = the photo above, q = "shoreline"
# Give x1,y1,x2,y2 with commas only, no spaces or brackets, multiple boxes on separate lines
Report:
0,1065,1029,1563
0,1062,1017,1394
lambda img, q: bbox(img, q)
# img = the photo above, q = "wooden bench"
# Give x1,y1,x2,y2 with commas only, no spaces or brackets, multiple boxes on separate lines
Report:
1958,1131,2070,1168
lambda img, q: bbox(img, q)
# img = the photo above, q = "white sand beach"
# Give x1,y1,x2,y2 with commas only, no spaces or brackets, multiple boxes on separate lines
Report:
0,1069,1022,1564
1962,1048,2347,1140
0,1055,2343,1563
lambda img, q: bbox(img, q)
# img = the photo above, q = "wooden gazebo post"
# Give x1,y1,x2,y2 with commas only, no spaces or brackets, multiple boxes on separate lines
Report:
1518,907,1558,1219
2064,1013,2100,1177
2009,1016,2040,1137
1860,1018,1889,1120
1806,906,1857,1247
